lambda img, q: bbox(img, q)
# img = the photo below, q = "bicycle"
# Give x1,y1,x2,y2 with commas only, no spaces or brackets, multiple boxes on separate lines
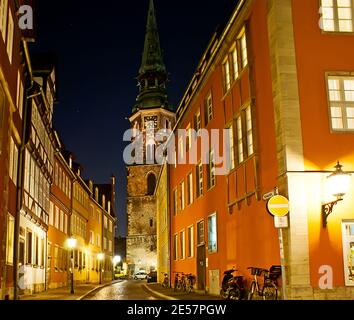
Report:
173,272,183,291
247,266,281,300
161,273,169,288
184,273,196,294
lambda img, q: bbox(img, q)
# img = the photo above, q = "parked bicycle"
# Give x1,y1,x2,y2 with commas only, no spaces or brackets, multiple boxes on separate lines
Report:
173,272,182,291
220,268,245,300
184,273,196,293
247,265,282,300
161,273,169,288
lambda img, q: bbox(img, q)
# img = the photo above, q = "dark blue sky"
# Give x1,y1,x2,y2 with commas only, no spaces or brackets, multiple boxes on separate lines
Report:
32,0,237,236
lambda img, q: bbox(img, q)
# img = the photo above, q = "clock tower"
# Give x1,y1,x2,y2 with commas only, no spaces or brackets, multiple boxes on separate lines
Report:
126,0,175,276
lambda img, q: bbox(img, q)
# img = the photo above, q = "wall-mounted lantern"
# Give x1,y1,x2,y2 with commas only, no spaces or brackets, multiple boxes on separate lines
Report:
322,162,351,227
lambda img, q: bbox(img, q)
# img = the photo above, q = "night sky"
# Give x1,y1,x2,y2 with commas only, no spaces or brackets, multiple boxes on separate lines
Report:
32,0,237,236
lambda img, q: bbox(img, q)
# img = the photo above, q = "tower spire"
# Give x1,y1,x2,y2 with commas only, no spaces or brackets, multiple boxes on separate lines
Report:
133,0,171,113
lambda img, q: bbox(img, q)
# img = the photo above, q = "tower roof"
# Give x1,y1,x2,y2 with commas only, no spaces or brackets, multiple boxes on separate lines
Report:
133,0,172,114
139,0,166,75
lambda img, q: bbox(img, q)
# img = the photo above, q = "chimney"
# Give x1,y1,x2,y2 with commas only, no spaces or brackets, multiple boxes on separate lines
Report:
88,180,93,192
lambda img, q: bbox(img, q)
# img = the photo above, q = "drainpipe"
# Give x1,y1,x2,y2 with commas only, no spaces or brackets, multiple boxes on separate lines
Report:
13,40,33,300
166,162,171,287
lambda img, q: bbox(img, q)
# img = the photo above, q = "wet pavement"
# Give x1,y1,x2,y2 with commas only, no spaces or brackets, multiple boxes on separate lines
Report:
83,280,161,300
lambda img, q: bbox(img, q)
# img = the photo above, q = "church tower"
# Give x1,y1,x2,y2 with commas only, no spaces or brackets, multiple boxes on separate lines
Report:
126,0,175,276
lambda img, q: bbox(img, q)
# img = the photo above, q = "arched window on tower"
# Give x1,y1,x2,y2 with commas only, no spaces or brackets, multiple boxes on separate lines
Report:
147,173,156,196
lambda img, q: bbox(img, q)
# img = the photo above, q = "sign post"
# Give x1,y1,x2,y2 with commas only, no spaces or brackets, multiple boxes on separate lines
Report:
267,194,290,300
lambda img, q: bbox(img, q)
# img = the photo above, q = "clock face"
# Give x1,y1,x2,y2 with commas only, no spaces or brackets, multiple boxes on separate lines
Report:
144,116,158,128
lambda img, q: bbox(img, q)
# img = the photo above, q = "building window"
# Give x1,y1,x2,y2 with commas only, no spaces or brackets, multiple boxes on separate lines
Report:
6,7,13,64
173,234,178,261
207,149,216,189
96,234,100,247
90,231,94,245
237,115,244,163
109,240,112,252
342,221,354,286
60,210,64,232
180,181,185,211
239,28,248,69
231,46,239,80
197,220,205,245
246,106,254,156
223,58,231,92
173,189,178,215
0,0,8,42
8,137,18,185
328,75,354,131
147,172,156,195
54,246,59,271
17,72,24,118
150,218,153,228
179,231,185,260
178,137,185,161
6,213,14,265
26,230,33,264
64,214,68,234
187,172,193,205
187,225,194,258
55,206,59,229
186,123,192,151
208,214,217,253
321,0,353,32
194,110,201,136
49,202,54,226
104,216,108,229
205,92,213,125
196,162,203,198
228,125,235,171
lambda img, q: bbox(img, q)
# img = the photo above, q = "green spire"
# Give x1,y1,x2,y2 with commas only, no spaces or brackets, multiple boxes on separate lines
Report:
133,0,171,113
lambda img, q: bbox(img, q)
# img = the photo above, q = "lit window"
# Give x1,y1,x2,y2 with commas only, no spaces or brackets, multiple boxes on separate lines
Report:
223,58,231,92
186,123,192,151
196,162,203,197
205,92,213,125
208,149,216,189
321,0,353,32
231,46,239,80
328,75,354,131
173,189,178,215
228,125,235,171
237,116,244,163
194,110,201,136
6,7,13,64
0,0,8,42
179,231,185,260
187,225,194,258
173,234,178,261
246,106,254,156
6,213,14,264
208,214,217,253
197,220,205,245
239,29,248,68
16,72,24,118
187,173,193,205
8,137,18,185
180,181,185,211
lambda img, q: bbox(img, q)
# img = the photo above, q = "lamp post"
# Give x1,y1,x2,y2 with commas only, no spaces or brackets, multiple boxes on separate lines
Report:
97,253,105,284
322,162,351,227
67,238,77,294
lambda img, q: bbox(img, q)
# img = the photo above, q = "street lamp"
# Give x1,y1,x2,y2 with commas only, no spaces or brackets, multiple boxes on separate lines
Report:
97,253,105,284
113,256,122,280
322,162,351,227
67,238,77,294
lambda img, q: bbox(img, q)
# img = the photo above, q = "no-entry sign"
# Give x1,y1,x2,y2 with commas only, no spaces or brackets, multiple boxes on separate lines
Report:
267,195,289,217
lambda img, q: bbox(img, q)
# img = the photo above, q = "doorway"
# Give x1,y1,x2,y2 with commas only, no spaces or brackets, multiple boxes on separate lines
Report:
197,245,206,291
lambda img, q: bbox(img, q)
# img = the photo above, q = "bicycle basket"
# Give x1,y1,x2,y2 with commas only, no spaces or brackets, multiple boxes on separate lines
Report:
269,265,282,280
249,267,263,276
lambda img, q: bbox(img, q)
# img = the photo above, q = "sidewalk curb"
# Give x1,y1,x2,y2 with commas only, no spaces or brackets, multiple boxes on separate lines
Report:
143,284,178,300
77,280,121,300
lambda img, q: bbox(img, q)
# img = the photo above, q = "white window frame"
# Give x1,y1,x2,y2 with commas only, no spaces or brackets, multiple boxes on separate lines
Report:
237,115,244,163
6,213,14,264
206,92,213,123
187,225,194,258
239,28,248,69
208,213,218,254
246,105,254,156
173,234,178,261
327,75,354,131
187,172,193,205
180,181,185,210
179,230,185,260
223,58,231,92
197,162,203,197
321,0,354,32
231,45,239,80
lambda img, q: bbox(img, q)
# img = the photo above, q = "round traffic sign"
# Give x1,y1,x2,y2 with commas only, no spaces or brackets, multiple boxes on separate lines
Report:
267,195,289,217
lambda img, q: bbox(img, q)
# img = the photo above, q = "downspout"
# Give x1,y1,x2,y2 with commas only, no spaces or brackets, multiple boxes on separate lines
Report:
166,162,171,287
13,40,33,300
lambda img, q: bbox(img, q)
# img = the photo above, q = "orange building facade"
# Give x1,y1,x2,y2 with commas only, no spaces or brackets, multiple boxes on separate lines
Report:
165,0,354,299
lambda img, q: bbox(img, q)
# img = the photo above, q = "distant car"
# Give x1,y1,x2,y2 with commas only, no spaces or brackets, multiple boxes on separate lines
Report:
134,271,148,280
147,271,157,283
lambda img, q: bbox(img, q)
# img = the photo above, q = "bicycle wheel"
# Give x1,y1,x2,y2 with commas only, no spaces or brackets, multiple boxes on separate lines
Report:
229,287,242,300
247,281,256,300
262,285,277,300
